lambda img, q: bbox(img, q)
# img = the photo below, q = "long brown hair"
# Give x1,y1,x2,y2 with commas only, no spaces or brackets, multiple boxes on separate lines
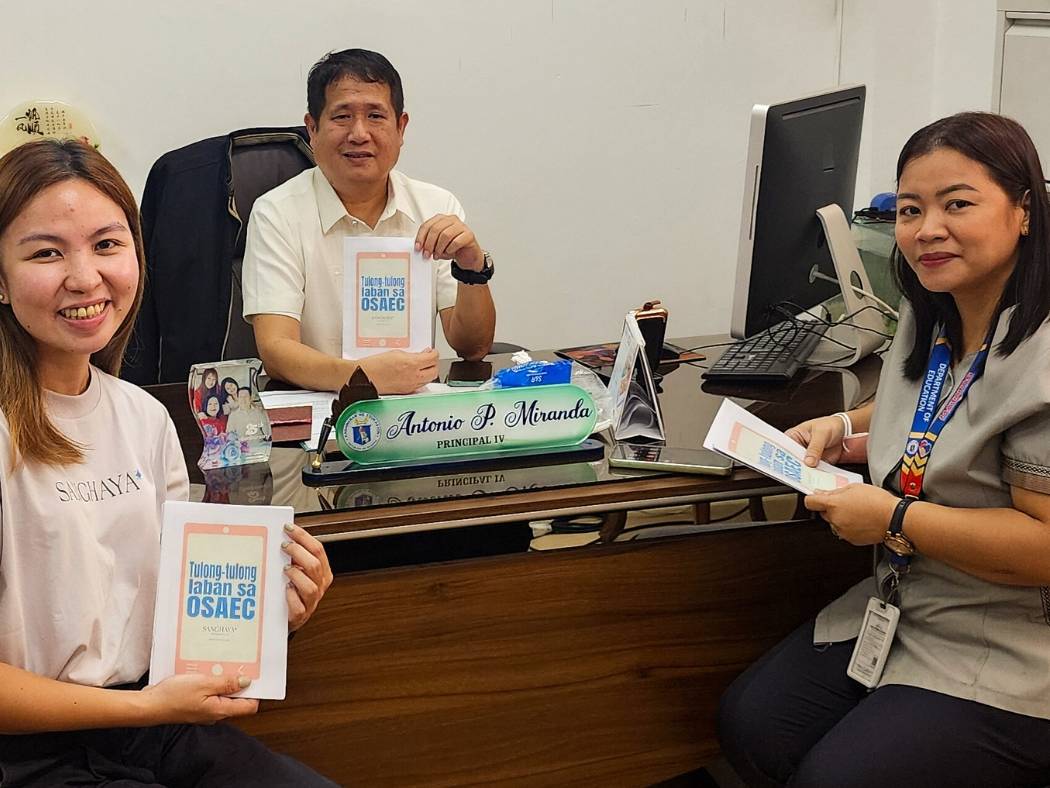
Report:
0,139,146,466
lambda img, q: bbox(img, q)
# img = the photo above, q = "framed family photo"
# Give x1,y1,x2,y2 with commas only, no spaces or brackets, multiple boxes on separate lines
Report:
187,359,272,469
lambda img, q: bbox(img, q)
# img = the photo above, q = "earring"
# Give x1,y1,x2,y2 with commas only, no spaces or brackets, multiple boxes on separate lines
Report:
0,293,6,303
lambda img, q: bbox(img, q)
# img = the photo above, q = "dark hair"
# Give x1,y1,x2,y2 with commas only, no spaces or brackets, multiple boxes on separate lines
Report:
0,139,146,466
893,112,1050,379
203,394,222,416
197,367,219,394
307,49,404,121
238,386,251,394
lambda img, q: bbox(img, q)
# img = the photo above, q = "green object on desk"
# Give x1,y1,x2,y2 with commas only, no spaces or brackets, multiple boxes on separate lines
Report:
334,384,597,465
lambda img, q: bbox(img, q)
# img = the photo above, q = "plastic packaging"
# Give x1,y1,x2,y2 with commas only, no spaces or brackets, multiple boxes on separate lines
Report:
571,363,613,432
493,359,572,388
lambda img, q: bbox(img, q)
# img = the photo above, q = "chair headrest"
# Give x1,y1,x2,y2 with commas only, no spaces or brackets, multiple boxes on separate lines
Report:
229,132,315,258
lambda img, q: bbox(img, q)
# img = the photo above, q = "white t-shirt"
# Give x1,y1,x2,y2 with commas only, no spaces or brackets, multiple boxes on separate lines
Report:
0,368,189,687
241,167,461,358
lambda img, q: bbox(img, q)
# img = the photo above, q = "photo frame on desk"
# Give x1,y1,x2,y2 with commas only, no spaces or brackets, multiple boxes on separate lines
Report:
607,313,665,442
187,359,272,470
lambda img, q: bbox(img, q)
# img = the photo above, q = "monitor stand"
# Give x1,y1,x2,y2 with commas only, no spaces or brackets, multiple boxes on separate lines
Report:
805,203,890,367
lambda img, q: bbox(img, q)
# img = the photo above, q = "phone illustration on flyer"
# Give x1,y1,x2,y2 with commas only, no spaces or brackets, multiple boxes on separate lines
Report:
356,251,411,348
175,523,268,680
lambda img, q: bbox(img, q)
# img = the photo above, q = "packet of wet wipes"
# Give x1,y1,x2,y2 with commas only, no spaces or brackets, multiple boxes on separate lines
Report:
493,359,572,388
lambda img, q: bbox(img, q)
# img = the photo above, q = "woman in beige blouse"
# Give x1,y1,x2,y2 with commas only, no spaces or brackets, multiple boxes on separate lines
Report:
718,113,1050,787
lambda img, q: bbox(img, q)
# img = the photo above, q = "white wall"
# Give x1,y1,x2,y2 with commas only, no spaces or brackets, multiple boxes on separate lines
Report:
0,0,1000,354
842,0,998,201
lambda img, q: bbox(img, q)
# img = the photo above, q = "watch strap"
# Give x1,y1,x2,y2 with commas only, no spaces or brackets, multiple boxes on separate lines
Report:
451,252,493,285
888,496,915,536
884,496,917,557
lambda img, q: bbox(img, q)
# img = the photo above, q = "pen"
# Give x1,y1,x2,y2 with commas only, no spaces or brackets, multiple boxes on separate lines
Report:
312,416,333,470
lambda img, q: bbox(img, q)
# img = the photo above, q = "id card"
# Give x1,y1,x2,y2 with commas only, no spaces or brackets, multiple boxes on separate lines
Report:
846,596,899,688
175,523,268,679
356,251,410,348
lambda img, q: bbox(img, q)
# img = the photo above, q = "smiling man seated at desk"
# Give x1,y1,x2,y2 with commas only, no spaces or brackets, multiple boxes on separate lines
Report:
242,48,496,395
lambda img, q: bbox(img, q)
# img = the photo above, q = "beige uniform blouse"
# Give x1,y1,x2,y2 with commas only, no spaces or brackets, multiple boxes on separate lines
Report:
815,302,1050,719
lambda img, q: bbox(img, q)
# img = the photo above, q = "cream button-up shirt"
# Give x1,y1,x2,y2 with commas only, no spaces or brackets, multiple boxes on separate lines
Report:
242,167,460,358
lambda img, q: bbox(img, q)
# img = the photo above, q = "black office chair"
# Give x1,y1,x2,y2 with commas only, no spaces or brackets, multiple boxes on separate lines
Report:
124,127,314,385
223,131,316,360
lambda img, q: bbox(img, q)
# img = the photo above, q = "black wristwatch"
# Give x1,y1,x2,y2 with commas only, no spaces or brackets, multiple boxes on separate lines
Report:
451,251,494,285
884,497,917,557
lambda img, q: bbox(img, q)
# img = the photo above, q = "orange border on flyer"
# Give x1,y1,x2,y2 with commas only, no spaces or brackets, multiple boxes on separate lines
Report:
175,523,268,680
356,251,411,348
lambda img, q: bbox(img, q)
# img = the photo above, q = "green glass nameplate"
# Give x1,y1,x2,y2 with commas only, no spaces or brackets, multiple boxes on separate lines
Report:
334,385,598,465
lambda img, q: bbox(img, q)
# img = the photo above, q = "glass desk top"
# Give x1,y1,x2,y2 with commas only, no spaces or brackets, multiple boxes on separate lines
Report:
151,338,882,519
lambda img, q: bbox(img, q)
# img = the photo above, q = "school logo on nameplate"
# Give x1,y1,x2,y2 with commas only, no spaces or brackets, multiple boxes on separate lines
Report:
343,412,382,451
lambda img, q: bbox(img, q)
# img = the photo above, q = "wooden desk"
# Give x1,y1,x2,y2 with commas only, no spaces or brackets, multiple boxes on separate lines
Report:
148,345,879,786
239,523,866,786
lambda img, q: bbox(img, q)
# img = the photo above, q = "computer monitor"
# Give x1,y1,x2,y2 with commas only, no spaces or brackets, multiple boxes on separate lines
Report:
730,85,882,364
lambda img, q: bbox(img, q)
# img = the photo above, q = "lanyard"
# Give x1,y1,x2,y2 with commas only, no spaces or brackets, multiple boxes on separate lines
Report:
899,329,992,499
880,325,994,597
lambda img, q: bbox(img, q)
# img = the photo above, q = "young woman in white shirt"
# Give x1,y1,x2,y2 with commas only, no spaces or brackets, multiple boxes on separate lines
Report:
0,138,336,787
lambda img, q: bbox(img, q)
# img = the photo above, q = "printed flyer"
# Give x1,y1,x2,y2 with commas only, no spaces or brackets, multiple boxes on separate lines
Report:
703,398,862,495
342,236,433,359
150,501,292,699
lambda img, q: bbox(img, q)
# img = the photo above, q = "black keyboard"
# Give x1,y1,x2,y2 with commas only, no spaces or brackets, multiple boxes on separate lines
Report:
702,322,826,382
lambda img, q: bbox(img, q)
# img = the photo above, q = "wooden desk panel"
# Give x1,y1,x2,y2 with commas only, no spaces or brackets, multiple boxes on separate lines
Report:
237,520,868,786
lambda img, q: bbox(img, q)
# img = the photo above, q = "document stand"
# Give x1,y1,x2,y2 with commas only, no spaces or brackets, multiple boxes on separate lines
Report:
301,438,606,486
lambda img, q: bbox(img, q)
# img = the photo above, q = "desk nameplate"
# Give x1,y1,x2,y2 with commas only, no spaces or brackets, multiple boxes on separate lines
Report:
335,384,598,464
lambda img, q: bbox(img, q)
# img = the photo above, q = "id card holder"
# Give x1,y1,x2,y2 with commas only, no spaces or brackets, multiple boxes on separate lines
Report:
846,596,899,688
